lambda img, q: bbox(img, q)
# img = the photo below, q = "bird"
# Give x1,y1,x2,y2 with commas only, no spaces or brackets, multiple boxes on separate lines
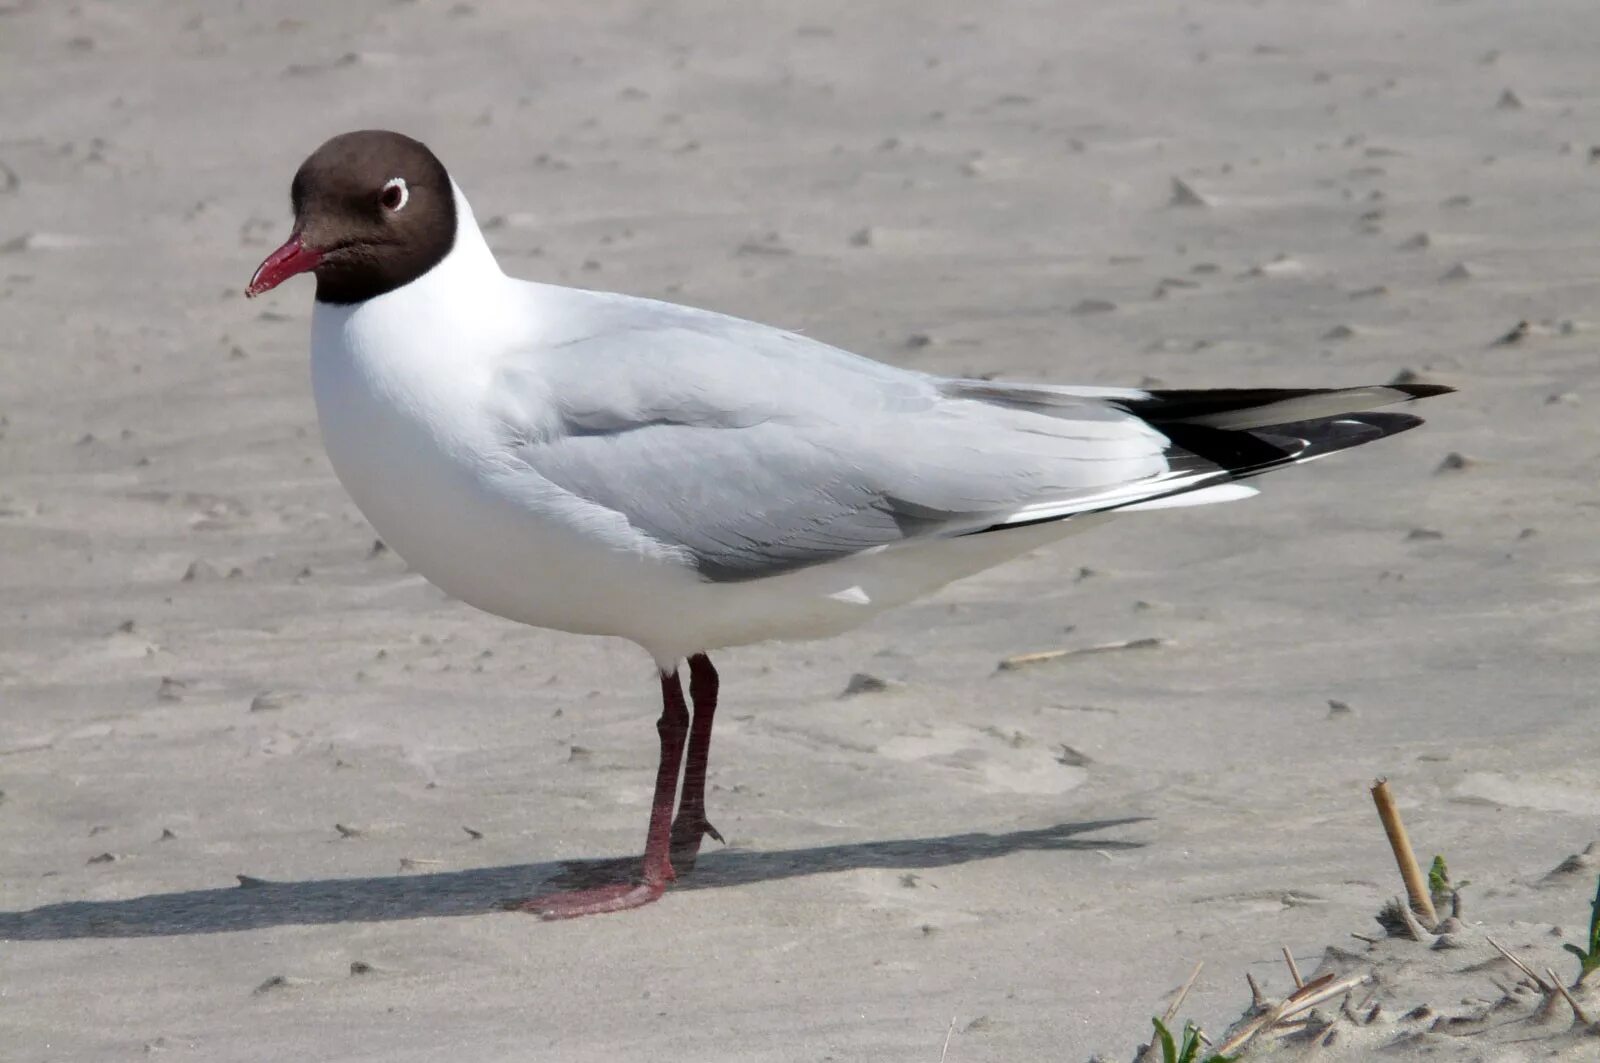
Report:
247,130,1450,918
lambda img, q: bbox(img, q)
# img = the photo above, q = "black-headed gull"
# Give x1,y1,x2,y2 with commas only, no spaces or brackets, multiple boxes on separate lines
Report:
248,130,1449,918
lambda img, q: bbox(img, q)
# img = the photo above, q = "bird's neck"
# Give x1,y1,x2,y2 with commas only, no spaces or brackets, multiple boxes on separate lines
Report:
428,180,506,299
311,183,524,368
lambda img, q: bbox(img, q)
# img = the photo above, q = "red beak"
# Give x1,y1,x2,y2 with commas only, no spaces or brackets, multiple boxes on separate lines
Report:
246,233,323,297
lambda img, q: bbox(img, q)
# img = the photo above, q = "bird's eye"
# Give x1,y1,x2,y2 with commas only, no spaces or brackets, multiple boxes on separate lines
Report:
380,177,409,213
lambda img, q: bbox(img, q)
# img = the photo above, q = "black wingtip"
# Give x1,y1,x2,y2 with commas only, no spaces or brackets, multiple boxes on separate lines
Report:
1345,410,1426,436
1162,410,1428,484
1390,383,1455,400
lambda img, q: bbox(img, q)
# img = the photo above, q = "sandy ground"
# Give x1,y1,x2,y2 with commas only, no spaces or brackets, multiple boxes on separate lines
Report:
3,1,1600,1059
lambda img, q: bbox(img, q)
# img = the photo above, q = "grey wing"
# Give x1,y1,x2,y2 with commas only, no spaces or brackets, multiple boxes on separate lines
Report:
500,315,1176,582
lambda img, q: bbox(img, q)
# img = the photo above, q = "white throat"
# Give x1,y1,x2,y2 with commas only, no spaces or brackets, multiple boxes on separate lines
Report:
311,180,522,359
433,179,503,293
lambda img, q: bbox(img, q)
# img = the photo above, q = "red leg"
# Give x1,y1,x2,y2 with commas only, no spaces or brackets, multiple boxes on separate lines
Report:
512,669,690,919
670,653,723,868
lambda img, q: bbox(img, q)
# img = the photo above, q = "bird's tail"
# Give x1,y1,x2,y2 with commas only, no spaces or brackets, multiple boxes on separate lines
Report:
1123,382,1449,481
960,382,1452,531
1102,383,1452,514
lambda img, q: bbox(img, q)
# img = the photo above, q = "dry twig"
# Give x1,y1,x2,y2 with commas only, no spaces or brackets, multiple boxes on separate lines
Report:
1371,778,1439,927
1214,971,1371,1056
1281,946,1303,989
1545,967,1591,1025
1163,962,1205,1024
1245,972,1268,1010
1485,936,1553,993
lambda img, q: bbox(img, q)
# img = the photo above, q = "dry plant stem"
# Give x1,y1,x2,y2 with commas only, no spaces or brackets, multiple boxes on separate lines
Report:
1395,896,1431,941
1545,967,1592,1024
1485,936,1553,993
1281,946,1304,989
1246,972,1268,1009
1371,778,1440,926
1163,961,1205,1024
938,1016,956,1063
1215,972,1370,1056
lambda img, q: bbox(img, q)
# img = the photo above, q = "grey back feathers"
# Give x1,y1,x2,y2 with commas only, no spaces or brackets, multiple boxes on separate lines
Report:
500,292,1452,582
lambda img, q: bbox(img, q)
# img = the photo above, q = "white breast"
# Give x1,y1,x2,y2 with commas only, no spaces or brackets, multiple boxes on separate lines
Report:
308,192,708,653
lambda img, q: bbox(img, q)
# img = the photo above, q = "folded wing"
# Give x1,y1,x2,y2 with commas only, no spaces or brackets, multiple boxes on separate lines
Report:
499,295,1449,581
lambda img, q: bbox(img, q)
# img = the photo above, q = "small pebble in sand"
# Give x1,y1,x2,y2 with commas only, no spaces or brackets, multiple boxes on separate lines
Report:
252,975,292,995
334,823,363,838
1327,699,1353,717
1322,324,1357,341
156,676,187,702
463,826,484,840
181,559,221,582
159,828,177,841
1169,177,1211,208
1439,262,1475,282
1399,231,1432,251
734,234,794,257
1491,320,1530,346
1436,452,1476,473
87,852,118,864
1242,254,1304,278
1069,298,1117,315
1153,278,1198,298
249,690,296,712
1055,744,1092,767
349,961,375,976
1496,89,1524,110
1406,528,1445,542
905,332,935,349
839,672,898,697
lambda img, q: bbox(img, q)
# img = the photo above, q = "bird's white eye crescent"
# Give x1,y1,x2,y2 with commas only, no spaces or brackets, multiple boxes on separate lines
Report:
380,177,409,212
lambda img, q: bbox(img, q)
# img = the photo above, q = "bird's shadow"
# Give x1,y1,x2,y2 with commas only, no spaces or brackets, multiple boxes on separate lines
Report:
1,818,1146,940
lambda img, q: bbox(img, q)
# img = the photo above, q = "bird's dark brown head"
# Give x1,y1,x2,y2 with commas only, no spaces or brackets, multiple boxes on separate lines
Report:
247,130,457,304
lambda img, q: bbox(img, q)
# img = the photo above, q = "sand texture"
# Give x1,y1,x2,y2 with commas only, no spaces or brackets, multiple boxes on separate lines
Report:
3,1,1600,1059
